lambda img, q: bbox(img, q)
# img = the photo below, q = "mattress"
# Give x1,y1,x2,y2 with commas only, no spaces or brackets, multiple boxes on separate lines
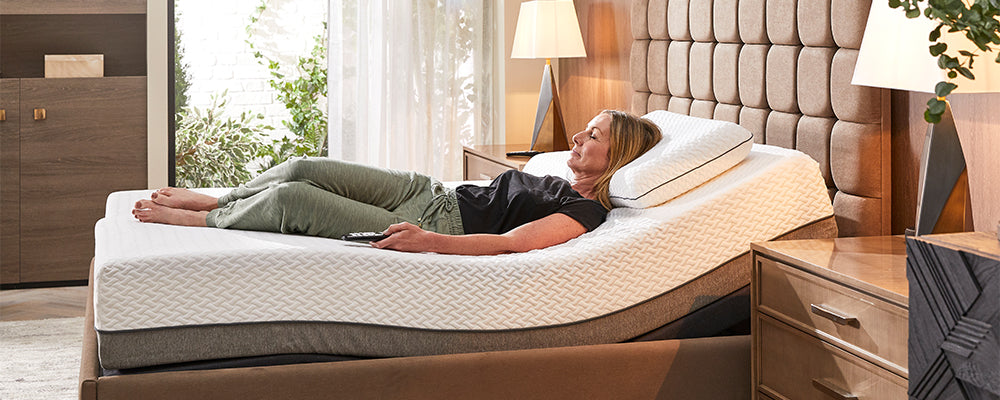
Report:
94,144,833,369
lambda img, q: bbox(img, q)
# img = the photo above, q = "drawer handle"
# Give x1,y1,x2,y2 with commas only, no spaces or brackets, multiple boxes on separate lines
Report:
34,108,46,121
812,378,859,400
0,109,5,121
810,304,858,326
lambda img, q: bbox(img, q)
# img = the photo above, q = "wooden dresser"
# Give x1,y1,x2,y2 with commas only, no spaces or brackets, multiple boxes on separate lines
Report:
751,236,909,399
906,232,1000,400
0,0,147,285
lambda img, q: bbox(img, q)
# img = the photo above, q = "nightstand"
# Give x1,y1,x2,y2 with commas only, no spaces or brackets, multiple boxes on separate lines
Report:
462,144,530,181
751,236,909,400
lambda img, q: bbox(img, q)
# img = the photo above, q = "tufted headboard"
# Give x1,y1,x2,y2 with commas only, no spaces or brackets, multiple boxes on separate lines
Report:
628,0,891,237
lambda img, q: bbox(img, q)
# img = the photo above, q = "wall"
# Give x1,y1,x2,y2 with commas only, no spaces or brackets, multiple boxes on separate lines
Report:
558,0,1000,235
505,0,549,145
559,0,632,132
148,0,168,189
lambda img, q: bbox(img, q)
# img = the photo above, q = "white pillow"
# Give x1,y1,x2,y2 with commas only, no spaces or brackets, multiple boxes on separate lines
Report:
609,110,753,208
523,151,573,180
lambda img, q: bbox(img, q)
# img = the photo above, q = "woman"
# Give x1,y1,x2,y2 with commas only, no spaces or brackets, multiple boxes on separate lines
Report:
133,110,661,255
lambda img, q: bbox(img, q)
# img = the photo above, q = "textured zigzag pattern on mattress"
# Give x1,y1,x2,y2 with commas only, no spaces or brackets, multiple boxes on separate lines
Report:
94,145,832,332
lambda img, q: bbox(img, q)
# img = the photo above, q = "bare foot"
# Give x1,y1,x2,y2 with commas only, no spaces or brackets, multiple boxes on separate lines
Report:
133,200,209,227
150,187,219,211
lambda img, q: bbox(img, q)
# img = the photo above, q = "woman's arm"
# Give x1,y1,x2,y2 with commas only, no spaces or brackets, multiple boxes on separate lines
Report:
371,213,588,255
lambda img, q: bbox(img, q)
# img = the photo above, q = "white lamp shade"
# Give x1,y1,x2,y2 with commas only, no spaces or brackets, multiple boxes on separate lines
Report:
511,0,587,59
853,1,1000,93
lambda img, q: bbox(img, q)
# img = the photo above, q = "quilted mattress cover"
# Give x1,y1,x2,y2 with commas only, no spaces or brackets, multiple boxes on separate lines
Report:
94,144,831,338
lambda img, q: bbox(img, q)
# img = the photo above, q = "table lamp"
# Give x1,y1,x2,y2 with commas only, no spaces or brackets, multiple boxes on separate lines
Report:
852,1,1000,235
509,0,586,156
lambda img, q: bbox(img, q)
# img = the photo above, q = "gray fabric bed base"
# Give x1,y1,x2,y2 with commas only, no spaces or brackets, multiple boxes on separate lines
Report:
97,216,836,370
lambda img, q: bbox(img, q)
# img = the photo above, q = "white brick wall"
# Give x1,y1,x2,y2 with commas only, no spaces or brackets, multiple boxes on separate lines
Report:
176,0,327,140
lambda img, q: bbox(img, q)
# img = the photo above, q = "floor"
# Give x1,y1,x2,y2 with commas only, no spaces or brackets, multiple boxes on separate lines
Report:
0,286,89,321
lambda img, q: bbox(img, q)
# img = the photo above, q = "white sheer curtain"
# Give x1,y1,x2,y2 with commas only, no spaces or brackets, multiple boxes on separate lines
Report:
328,0,494,181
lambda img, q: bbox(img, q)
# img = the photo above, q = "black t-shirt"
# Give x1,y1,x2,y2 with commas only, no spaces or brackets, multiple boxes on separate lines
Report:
455,170,608,234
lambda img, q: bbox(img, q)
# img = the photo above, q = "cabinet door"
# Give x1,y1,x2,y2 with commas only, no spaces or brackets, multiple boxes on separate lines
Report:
1,79,20,284
18,77,146,282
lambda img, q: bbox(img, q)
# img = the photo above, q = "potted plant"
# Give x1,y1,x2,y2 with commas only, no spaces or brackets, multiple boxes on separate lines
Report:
891,0,1000,123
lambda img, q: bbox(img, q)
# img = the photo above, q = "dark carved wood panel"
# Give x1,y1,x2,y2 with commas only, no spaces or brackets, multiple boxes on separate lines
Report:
907,233,1000,399
0,14,146,78
18,77,146,282
1,79,20,284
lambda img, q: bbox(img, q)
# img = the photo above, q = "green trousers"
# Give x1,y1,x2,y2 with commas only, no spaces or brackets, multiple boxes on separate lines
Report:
206,157,464,239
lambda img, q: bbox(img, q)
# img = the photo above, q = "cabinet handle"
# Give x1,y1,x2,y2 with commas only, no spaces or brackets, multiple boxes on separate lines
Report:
34,108,46,121
812,378,859,400
810,304,858,326
0,109,6,121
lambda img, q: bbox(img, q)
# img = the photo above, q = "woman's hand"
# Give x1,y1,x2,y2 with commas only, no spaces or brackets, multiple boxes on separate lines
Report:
368,213,587,255
370,221,436,253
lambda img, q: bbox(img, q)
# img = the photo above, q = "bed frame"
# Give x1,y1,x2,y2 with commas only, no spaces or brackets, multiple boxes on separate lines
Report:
80,0,889,398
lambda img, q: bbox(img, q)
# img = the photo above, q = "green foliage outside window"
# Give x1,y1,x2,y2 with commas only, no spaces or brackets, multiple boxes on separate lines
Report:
174,91,272,188
173,1,328,187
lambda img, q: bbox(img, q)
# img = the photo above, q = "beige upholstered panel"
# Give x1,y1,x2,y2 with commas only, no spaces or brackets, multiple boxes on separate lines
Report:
649,0,669,40
738,45,768,108
796,116,835,187
689,42,715,100
831,0,872,49
766,0,799,45
632,92,650,115
632,0,651,39
630,0,891,236
649,93,670,111
831,49,881,123
739,107,769,144
738,0,768,44
667,97,693,114
765,111,800,148
713,43,741,104
714,103,741,124
689,0,714,42
797,47,836,117
667,41,691,97
798,0,835,47
714,0,740,43
648,41,670,94
831,121,883,198
631,40,650,92
667,0,691,40
690,100,717,119
765,45,800,113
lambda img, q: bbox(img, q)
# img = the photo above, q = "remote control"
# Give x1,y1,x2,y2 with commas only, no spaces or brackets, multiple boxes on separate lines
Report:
505,150,543,157
341,232,390,242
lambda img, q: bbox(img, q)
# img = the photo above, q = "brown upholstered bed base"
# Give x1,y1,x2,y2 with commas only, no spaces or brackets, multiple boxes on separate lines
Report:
80,216,835,399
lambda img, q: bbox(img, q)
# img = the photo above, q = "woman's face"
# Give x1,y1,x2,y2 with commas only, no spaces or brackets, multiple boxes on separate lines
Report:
567,112,612,176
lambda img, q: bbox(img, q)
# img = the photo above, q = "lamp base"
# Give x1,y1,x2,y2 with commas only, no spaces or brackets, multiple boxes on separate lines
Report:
914,100,974,235
529,62,570,153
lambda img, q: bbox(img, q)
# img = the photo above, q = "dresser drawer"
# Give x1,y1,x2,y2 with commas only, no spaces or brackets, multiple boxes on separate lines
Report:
756,256,908,376
464,153,511,181
757,315,907,400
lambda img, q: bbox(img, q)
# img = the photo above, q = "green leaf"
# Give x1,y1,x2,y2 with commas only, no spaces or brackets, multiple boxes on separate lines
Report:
958,67,976,79
934,81,958,97
929,42,949,56
924,109,943,124
927,97,947,113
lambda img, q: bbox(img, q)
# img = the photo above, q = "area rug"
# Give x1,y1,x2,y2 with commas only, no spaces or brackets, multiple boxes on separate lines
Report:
0,317,84,400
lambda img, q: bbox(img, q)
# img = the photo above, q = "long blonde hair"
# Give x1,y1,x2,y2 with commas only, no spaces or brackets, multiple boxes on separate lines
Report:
591,110,661,209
